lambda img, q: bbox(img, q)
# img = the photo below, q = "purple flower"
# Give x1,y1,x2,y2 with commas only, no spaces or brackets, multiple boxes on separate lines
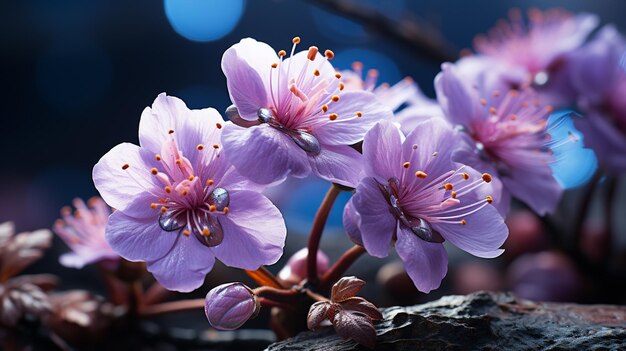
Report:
204,282,259,330
435,63,564,215
53,197,118,268
474,8,598,87
569,26,626,173
344,120,508,293
93,94,287,292
220,38,393,187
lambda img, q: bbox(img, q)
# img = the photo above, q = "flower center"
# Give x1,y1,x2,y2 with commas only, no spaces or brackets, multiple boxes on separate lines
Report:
257,107,321,155
377,177,445,243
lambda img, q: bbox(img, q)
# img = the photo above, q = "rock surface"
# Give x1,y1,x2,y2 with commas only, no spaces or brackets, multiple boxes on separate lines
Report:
265,291,626,350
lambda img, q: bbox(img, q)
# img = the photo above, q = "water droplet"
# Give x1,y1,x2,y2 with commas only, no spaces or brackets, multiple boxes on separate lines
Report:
191,212,224,247
533,71,549,86
257,108,274,123
159,210,187,232
288,130,321,155
209,187,230,211
225,105,240,120
408,218,444,243
225,105,260,128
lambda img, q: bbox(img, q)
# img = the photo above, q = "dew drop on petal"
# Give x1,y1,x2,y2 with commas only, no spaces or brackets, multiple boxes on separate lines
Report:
257,107,274,123
289,130,321,155
209,187,230,211
409,218,444,243
192,214,224,247
159,210,187,232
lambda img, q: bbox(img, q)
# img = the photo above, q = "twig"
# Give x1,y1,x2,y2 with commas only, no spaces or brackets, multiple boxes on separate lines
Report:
319,245,366,291
309,0,457,63
140,299,205,317
307,184,342,284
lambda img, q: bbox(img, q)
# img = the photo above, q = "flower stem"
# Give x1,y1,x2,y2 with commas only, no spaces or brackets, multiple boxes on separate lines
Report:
319,245,366,291
254,286,299,302
139,299,205,317
245,266,284,289
304,288,329,302
143,281,174,306
307,183,342,285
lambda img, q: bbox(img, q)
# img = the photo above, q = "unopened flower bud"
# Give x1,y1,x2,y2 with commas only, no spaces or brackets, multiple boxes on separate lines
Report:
204,283,259,330
278,248,330,281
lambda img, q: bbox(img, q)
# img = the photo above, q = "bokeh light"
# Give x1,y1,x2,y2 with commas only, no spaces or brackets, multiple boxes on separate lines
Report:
548,111,598,189
164,0,246,42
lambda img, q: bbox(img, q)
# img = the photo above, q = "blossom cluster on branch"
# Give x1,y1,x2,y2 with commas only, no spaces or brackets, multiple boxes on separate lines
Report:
2,7,626,350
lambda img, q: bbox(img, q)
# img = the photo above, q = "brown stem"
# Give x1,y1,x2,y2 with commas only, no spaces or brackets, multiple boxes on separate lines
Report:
245,266,284,289
319,245,366,291
143,281,174,306
307,184,342,284
139,299,205,317
304,288,329,303
254,286,299,302
258,297,294,310
309,0,457,63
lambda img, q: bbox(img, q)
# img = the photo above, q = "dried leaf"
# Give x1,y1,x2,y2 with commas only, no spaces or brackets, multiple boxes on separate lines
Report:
0,282,51,327
0,229,52,280
0,222,14,248
331,276,365,302
339,297,383,320
307,301,331,330
10,274,59,291
333,309,377,349
48,290,122,328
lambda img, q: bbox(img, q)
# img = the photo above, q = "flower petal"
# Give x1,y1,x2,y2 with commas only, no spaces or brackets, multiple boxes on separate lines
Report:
221,123,311,184
395,224,448,293
435,63,482,129
147,235,216,292
432,203,508,258
93,143,162,218
503,165,563,216
342,200,363,246
105,211,178,262
221,38,277,120
331,276,366,302
309,144,362,187
351,177,396,258
362,120,403,182
211,190,286,270
307,301,331,330
332,310,377,349
315,91,393,145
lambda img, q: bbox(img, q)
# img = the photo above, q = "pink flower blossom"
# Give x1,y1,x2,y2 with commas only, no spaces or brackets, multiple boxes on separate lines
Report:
344,120,508,293
435,62,565,215
220,38,393,187
53,197,118,268
93,94,287,292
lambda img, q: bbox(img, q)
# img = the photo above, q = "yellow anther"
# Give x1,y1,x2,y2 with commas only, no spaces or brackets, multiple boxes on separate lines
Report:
197,144,204,150
479,98,487,106
160,206,167,213
402,162,410,169
489,107,497,115
209,205,217,212
216,123,223,129
182,230,190,237
150,203,157,209
188,175,195,181
213,144,220,149
313,69,320,76
444,183,453,191
307,46,318,61
451,191,457,198
356,111,362,117
271,63,278,68
329,113,338,121
278,50,287,57
223,207,229,214
164,186,172,193
168,129,175,134
292,36,301,44
331,95,340,102
122,163,129,170
486,195,493,204
462,172,470,180
415,171,427,179
461,219,467,225
181,189,189,196
151,168,158,175
482,173,492,183
322,105,328,112
175,159,181,165
207,179,214,186
202,228,210,236
324,49,334,59
335,73,342,79
339,82,345,90
156,154,162,161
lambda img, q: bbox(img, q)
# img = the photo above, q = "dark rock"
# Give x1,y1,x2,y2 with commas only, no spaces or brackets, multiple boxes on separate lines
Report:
265,291,626,350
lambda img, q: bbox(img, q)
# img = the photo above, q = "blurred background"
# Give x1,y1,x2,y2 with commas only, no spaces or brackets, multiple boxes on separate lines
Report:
2,1,626,341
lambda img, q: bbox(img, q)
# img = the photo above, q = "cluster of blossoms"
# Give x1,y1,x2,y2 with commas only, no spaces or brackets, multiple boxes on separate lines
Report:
31,8,622,349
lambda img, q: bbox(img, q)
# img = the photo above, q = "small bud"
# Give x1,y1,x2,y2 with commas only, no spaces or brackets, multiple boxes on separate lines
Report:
204,283,259,330
278,248,330,281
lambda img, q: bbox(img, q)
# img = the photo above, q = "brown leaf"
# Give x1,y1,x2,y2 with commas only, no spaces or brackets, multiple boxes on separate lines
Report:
332,309,377,349
331,276,365,302
307,301,331,330
10,274,60,291
338,297,383,320
0,229,52,280
0,282,51,327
